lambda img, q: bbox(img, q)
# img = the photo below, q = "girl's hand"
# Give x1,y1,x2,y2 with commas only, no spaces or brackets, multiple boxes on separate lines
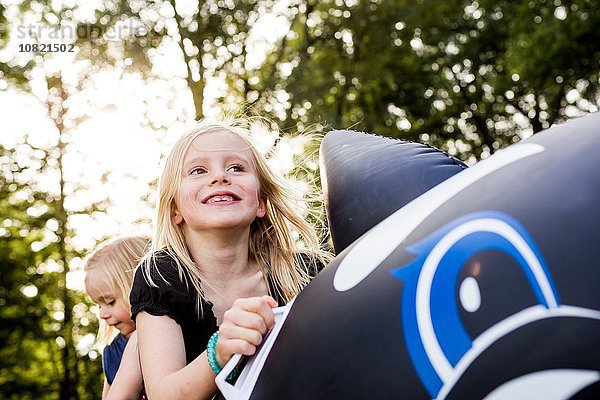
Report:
215,295,278,367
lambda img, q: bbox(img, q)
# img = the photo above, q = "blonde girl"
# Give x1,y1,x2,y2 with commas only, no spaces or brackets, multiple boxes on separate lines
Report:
84,235,149,399
130,118,330,399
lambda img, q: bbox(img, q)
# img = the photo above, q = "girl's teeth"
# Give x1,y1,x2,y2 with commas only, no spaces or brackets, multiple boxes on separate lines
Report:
209,196,234,203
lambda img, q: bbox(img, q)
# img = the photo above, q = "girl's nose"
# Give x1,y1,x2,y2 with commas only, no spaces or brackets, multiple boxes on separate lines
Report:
210,169,230,185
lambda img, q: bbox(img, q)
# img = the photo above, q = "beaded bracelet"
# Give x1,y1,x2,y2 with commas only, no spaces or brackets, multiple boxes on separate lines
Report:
207,331,222,375
206,332,243,383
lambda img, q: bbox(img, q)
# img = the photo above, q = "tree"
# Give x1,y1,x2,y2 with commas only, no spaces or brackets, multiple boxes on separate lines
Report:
71,0,284,119
266,0,600,162
1,3,140,397
414,0,600,160
0,138,104,399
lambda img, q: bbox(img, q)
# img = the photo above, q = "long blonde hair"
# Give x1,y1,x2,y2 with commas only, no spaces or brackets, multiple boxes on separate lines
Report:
84,235,150,346
143,117,330,314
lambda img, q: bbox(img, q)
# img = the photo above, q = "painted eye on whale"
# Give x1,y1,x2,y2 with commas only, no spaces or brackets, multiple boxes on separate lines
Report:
456,250,540,339
390,211,561,398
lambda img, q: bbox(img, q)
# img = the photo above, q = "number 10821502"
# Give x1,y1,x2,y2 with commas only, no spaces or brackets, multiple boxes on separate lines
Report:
19,43,75,53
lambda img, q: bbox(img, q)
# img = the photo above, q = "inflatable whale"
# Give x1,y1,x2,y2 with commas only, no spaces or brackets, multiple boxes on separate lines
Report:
216,112,600,399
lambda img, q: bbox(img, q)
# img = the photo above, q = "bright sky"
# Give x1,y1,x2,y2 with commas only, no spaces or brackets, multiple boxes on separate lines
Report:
1,78,174,287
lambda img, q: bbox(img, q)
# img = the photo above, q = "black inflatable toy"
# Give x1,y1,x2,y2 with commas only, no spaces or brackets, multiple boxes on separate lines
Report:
320,131,467,253
216,112,600,399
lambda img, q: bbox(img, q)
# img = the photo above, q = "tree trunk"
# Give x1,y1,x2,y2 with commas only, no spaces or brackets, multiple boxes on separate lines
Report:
170,0,205,120
49,76,77,400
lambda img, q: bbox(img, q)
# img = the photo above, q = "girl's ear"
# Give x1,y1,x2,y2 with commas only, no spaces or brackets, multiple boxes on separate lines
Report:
172,208,184,225
256,196,267,218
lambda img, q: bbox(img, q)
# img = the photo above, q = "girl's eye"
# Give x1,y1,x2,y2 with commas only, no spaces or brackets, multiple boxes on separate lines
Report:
106,300,115,306
228,164,245,173
190,167,207,175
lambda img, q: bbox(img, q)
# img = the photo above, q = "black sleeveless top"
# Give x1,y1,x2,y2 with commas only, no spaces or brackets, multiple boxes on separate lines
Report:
130,251,323,364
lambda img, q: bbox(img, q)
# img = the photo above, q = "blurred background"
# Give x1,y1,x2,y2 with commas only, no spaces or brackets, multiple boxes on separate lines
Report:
0,0,599,398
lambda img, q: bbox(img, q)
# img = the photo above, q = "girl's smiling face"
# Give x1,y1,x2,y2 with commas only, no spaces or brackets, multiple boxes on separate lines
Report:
85,269,135,339
173,129,266,232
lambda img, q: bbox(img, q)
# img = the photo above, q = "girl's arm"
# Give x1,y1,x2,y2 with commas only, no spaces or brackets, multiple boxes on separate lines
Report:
136,296,277,400
102,379,110,400
136,311,218,400
106,332,143,400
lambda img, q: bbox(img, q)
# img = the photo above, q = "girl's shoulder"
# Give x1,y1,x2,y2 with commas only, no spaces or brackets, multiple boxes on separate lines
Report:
103,333,127,360
130,250,198,324
135,249,191,290
107,332,128,349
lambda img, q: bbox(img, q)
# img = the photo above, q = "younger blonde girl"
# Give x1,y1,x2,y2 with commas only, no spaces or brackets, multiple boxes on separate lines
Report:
84,235,149,400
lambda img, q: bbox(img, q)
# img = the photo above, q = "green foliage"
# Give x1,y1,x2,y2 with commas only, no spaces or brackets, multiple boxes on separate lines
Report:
0,142,103,399
0,144,58,397
262,0,600,161
1,193,47,396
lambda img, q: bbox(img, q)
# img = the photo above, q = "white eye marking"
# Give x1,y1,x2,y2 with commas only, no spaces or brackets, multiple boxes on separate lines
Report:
459,277,481,313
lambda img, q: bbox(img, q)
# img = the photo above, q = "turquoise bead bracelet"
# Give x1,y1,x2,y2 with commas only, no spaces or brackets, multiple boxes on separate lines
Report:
207,331,243,383
207,331,222,375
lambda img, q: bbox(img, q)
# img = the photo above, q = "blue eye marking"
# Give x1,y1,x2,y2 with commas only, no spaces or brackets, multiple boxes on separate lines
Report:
390,211,560,398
